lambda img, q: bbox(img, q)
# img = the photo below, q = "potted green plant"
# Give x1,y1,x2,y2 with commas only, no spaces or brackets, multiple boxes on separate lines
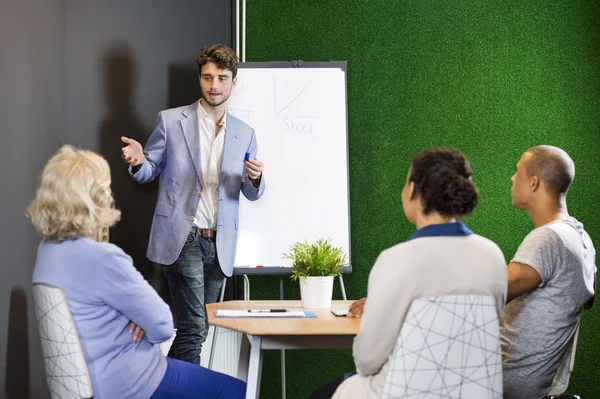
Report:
282,238,347,308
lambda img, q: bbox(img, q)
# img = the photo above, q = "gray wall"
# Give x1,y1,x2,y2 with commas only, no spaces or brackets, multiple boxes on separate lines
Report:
0,1,232,397
1,1,64,397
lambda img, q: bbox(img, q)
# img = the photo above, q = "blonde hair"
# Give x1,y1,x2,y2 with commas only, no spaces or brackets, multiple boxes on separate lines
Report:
27,145,121,242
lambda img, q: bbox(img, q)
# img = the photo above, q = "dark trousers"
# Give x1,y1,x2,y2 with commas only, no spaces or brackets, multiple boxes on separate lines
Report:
163,231,225,364
309,376,345,399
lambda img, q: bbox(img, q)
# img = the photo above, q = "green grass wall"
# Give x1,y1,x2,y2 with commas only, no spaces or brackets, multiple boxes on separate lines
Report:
244,1,600,397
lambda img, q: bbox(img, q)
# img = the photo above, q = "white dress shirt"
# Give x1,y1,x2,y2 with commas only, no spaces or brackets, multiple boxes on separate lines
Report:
194,101,226,229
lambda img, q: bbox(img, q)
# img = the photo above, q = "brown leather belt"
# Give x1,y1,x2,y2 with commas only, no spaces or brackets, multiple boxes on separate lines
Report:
190,226,217,240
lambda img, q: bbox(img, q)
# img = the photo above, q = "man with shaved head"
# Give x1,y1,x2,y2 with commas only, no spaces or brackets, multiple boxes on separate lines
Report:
501,145,596,399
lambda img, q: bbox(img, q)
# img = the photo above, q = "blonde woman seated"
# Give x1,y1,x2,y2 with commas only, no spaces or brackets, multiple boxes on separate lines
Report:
311,147,508,399
27,146,245,399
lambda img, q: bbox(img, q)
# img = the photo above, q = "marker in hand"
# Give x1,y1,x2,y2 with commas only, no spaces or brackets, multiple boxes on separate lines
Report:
242,152,251,182
243,151,264,184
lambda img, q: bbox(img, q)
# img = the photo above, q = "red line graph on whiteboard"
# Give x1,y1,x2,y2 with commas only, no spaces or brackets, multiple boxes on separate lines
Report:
274,77,319,118
275,80,312,115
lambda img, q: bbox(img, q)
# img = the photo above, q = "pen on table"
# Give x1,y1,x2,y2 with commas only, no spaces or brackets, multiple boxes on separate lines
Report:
247,309,288,313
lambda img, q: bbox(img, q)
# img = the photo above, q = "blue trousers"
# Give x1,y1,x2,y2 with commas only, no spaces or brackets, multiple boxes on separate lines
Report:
150,357,246,398
163,232,225,364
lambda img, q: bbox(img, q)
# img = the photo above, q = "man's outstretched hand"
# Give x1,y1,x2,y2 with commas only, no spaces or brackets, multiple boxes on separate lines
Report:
121,136,144,167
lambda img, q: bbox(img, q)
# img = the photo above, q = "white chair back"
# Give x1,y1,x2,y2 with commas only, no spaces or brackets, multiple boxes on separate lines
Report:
382,295,502,399
547,324,580,396
32,284,93,399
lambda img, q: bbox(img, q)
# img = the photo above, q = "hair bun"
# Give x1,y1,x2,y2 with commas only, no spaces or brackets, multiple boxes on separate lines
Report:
409,147,479,217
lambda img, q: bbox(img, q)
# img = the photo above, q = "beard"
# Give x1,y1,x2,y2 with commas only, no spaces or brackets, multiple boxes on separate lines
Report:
201,90,230,107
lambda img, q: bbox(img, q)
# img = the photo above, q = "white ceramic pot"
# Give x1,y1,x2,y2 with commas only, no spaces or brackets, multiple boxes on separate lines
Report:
299,276,334,308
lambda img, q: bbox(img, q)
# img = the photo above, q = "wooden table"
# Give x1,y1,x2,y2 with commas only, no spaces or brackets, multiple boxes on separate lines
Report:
207,300,360,399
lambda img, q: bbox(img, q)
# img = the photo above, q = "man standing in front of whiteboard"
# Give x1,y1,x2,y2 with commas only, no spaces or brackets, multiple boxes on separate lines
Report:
120,43,265,364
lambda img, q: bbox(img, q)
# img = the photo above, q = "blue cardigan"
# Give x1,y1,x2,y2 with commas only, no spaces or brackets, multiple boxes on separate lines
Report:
33,237,173,399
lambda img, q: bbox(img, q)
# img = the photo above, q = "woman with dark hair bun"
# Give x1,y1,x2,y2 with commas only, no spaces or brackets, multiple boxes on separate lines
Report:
310,147,507,399
406,147,479,219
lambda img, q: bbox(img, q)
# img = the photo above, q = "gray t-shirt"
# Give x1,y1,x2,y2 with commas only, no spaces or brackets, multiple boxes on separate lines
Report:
501,218,596,399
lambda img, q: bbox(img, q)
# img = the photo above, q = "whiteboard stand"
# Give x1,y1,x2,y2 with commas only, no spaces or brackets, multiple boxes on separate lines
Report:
226,61,351,398
338,275,348,301
279,276,286,399
275,275,347,399
228,271,348,399
208,277,228,370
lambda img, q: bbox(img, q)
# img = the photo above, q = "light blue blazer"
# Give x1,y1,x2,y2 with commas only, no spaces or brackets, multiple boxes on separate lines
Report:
130,102,265,276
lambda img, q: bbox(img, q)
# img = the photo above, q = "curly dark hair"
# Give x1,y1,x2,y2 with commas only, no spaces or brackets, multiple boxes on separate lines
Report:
409,147,479,217
196,44,239,78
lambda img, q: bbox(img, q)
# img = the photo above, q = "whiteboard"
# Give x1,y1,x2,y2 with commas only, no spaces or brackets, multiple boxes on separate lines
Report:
228,62,350,270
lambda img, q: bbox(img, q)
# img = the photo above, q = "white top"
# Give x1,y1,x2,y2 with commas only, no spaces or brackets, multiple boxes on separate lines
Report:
334,230,507,399
194,101,226,229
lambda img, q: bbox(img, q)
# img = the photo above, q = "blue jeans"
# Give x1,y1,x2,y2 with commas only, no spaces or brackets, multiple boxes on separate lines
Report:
163,231,225,364
150,357,246,398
